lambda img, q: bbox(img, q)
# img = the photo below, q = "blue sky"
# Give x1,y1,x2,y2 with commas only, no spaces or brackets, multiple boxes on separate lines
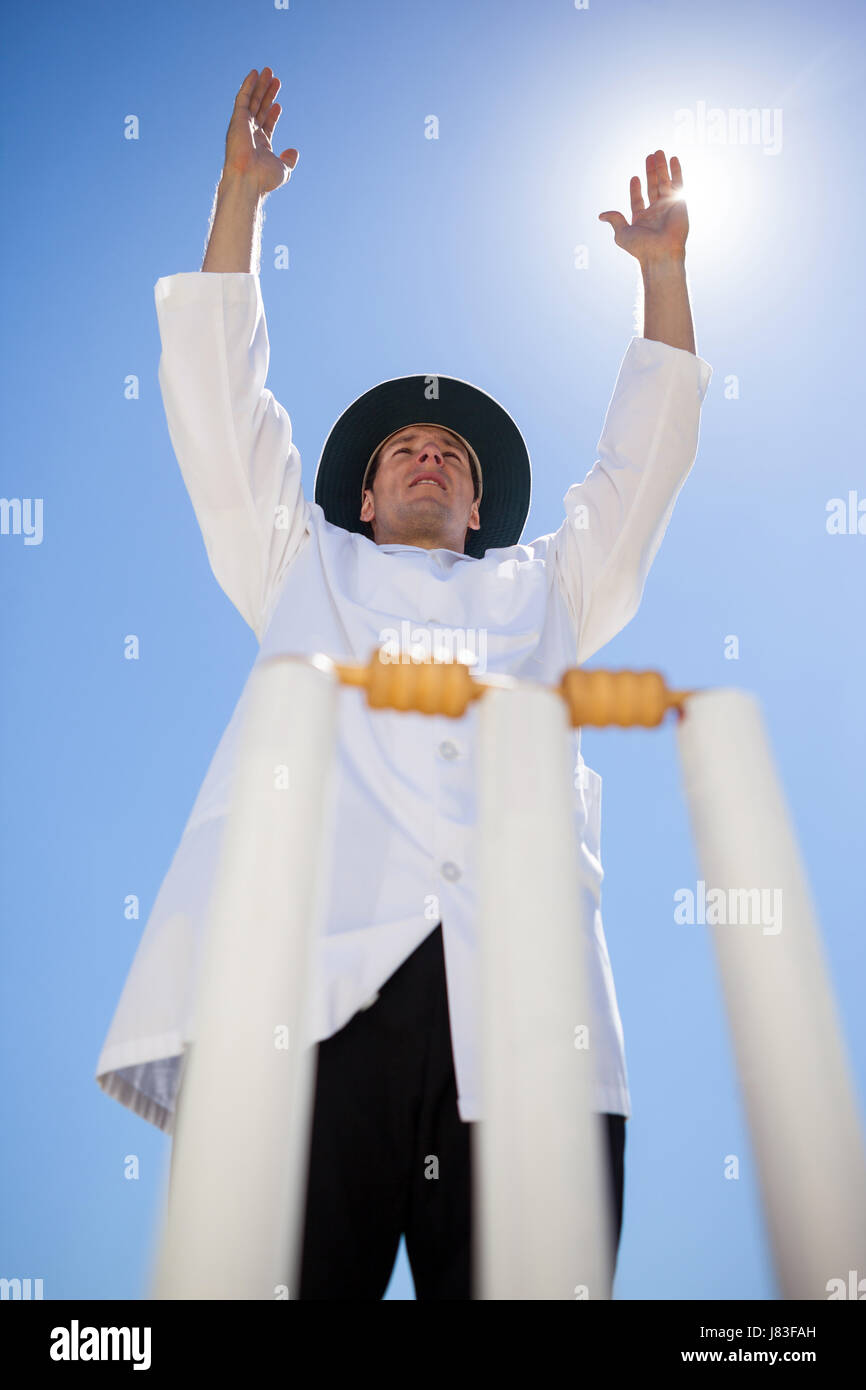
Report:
2,0,864,1300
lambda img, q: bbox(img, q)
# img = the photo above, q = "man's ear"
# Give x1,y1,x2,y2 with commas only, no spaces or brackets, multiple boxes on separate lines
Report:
360,488,374,524
467,499,481,532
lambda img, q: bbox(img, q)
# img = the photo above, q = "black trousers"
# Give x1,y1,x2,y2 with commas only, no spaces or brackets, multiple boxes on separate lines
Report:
297,923,626,1299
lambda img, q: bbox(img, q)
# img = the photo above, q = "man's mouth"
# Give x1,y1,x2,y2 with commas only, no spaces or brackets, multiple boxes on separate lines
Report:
410,475,446,491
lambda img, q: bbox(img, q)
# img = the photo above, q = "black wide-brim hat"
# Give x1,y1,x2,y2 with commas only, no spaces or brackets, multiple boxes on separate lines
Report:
314,374,532,559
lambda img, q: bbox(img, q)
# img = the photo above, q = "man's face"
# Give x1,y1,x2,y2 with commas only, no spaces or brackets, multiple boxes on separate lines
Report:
359,423,481,552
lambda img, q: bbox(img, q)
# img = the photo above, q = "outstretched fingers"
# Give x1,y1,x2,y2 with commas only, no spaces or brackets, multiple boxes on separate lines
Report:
262,101,282,139
650,150,678,201
252,69,280,125
629,174,646,218
257,77,281,137
645,151,660,202
233,68,259,117
656,150,673,194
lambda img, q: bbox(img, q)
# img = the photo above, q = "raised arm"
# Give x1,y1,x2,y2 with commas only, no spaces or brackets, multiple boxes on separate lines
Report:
155,68,308,640
536,153,710,664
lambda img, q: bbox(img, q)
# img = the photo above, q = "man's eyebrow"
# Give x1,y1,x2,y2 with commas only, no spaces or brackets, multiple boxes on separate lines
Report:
386,430,468,457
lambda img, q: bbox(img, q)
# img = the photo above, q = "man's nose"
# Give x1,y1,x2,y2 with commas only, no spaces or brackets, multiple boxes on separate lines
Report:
417,441,444,463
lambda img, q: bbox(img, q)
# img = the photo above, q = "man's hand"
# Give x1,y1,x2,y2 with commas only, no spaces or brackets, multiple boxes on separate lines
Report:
201,67,299,271
222,67,299,195
598,150,688,265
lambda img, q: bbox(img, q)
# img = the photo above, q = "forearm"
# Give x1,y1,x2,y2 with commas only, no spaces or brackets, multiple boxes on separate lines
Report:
641,256,696,356
202,173,265,274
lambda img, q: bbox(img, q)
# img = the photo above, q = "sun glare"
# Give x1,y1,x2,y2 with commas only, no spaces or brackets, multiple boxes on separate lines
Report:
667,147,759,257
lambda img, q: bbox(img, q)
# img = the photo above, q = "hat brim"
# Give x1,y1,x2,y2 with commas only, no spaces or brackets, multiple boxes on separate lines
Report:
313,374,531,558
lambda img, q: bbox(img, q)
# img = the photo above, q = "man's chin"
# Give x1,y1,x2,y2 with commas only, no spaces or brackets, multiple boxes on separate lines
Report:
399,500,448,523
375,508,460,549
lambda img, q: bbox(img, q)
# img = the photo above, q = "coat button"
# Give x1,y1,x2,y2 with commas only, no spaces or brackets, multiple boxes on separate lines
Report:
440,861,461,882
438,740,458,759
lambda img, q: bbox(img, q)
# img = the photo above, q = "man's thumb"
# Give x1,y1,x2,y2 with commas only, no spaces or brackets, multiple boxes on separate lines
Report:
598,211,627,232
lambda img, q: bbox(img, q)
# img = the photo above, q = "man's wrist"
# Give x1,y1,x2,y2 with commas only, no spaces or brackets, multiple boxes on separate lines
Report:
201,170,265,274
217,169,265,204
640,251,687,279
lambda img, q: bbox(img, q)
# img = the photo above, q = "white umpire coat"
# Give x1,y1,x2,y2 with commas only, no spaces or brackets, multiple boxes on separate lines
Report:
95,271,712,1134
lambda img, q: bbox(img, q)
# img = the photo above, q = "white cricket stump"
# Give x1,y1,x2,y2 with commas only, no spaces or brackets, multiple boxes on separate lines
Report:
149,656,339,1300
475,684,613,1300
677,688,866,1299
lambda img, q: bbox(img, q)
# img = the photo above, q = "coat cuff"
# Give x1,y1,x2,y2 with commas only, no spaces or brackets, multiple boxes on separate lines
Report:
624,334,713,404
154,270,261,308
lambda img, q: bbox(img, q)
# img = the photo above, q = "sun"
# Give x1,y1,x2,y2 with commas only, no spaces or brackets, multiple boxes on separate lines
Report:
665,146,760,258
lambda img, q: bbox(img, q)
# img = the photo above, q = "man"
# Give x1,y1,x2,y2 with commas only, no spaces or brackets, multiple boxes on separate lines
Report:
95,67,712,1299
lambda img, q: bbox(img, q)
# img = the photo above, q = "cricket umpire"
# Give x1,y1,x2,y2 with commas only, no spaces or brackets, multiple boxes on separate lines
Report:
95,67,712,1300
